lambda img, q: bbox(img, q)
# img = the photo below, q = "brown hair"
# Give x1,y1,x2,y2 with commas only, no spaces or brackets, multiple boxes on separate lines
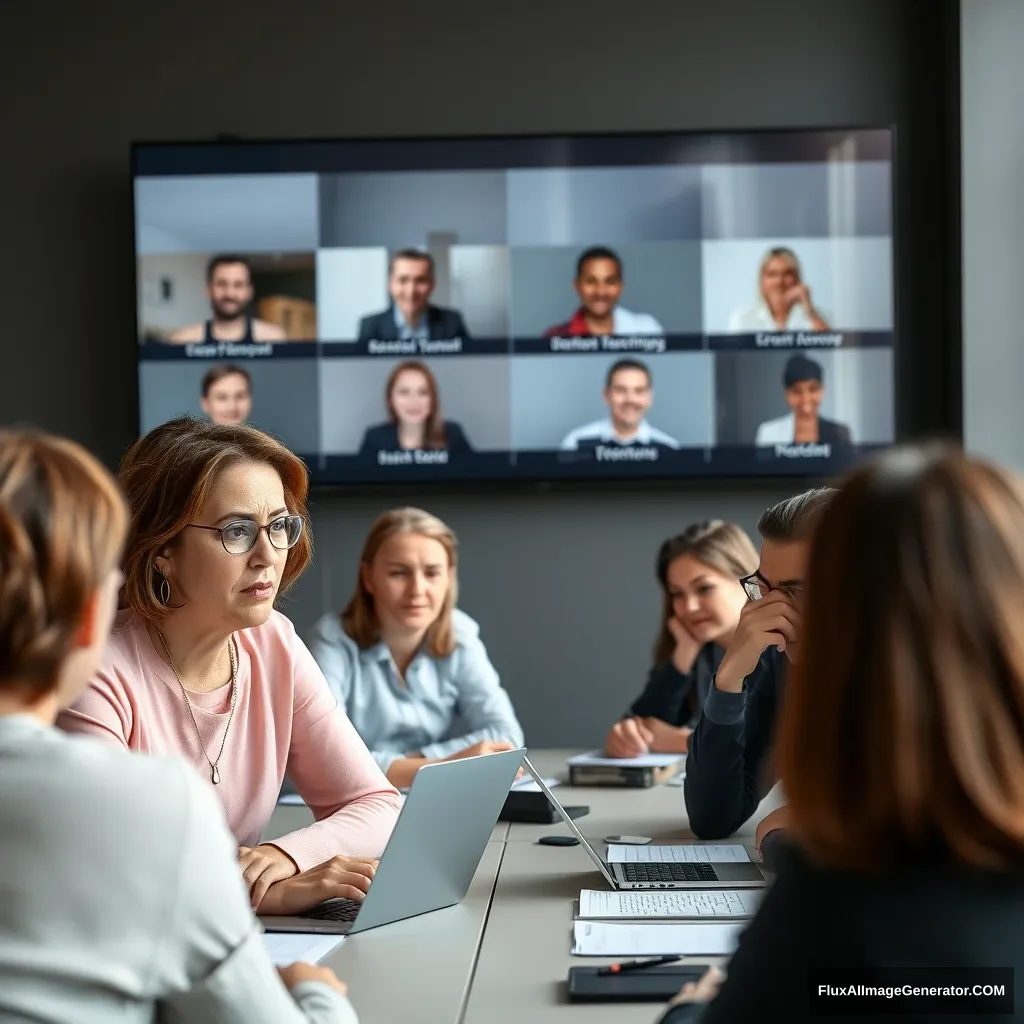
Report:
342,507,458,657
778,445,1024,873
201,363,252,398
757,487,837,543
117,416,312,624
0,429,128,696
385,360,446,449
652,521,758,665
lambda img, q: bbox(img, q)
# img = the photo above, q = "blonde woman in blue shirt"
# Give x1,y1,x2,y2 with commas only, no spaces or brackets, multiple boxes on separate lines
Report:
308,507,525,789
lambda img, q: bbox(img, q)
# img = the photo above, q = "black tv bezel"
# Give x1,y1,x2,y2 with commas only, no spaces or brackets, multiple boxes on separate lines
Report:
129,124,898,494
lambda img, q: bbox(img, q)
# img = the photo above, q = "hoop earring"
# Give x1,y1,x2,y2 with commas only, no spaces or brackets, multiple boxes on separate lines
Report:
159,576,171,606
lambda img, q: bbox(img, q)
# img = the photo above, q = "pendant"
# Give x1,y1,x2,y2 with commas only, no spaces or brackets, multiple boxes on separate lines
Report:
212,764,221,785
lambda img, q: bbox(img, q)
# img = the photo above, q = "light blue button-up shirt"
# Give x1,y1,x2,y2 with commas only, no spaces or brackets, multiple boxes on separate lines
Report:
306,609,524,773
393,305,429,341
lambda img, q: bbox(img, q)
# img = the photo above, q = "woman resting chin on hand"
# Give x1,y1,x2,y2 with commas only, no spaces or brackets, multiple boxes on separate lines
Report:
604,523,757,760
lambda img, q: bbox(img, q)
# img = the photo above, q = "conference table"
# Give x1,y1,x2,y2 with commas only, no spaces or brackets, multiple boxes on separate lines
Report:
265,749,781,1024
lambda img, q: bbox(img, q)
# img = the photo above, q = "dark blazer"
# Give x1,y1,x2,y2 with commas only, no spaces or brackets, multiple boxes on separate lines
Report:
358,420,472,458
818,416,852,446
357,306,470,343
661,846,1024,1022
684,648,785,839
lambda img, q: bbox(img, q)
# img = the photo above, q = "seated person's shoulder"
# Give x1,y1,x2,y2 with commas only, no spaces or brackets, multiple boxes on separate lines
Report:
451,607,482,642
252,318,287,341
307,610,361,655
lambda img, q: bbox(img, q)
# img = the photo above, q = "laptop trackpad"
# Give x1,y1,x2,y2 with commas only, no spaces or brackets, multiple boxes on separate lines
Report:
713,862,765,882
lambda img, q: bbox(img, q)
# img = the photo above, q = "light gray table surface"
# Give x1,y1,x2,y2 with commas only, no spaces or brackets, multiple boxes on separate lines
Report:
263,749,779,1023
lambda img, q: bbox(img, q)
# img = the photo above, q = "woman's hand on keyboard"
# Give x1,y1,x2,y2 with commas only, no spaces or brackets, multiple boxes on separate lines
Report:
255,855,378,915
238,844,299,910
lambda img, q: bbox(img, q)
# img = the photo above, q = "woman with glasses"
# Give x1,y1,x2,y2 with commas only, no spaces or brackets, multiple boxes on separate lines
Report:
603,522,757,759
59,416,402,913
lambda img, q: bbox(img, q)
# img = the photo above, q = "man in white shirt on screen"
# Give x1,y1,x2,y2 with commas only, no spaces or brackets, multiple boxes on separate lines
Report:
544,247,664,337
560,359,679,451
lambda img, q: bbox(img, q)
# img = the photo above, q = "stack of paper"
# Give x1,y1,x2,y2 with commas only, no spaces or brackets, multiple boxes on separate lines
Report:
567,751,683,768
510,774,561,792
572,920,742,957
262,932,346,966
605,843,751,864
577,888,763,920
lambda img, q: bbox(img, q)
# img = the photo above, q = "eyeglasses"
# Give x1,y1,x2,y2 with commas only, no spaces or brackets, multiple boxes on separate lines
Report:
189,515,305,555
739,570,802,603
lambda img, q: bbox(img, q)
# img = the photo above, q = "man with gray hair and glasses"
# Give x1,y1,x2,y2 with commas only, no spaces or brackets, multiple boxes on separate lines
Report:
683,487,837,854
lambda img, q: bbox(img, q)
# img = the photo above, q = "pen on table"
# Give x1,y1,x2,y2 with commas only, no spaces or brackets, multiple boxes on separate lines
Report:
598,955,685,975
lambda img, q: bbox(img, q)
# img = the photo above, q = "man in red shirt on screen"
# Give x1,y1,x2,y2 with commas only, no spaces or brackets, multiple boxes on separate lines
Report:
544,247,663,338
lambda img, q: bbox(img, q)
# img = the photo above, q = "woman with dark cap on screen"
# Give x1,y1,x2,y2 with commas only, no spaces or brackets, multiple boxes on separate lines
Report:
754,354,852,449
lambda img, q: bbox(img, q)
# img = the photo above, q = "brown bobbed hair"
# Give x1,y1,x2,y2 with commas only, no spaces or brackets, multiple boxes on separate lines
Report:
117,416,312,624
0,428,128,697
342,507,458,657
652,521,758,666
778,445,1024,873
386,360,446,449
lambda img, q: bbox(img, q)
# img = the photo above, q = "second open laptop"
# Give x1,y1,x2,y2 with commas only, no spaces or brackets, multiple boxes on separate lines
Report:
260,747,525,935
521,755,767,890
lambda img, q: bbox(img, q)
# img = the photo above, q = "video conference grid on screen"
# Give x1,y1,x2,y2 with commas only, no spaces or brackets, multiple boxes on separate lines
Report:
133,129,895,483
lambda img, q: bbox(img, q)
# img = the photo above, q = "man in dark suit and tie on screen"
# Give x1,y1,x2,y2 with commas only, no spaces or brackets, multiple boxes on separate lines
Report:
358,249,471,342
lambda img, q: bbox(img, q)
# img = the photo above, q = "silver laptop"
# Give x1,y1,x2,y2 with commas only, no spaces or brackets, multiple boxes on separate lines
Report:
522,755,767,890
260,747,525,934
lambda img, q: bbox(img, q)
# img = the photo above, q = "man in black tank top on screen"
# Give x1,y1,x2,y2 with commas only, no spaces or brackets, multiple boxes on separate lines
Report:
167,255,288,345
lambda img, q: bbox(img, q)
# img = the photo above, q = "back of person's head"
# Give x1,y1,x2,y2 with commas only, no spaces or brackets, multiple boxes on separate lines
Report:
0,428,127,701
757,487,838,543
117,416,312,624
778,445,1024,873
342,507,459,657
652,520,758,665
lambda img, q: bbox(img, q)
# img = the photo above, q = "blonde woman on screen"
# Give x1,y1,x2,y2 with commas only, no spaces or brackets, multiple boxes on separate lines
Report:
727,246,831,333
0,428,356,1024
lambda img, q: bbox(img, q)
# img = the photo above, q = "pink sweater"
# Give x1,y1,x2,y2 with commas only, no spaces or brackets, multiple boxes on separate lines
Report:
58,609,402,872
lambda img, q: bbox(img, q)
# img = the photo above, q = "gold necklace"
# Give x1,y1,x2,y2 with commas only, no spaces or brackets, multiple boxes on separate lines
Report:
156,630,237,785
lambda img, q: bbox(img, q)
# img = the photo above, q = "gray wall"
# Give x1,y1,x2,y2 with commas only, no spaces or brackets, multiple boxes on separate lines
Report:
0,0,942,748
961,0,1024,468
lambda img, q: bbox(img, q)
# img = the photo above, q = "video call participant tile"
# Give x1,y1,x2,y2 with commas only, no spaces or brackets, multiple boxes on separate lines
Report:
137,251,318,346
138,356,321,464
316,245,510,344
318,353,512,482
509,241,702,344
701,237,894,349
510,352,714,477
712,348,894,472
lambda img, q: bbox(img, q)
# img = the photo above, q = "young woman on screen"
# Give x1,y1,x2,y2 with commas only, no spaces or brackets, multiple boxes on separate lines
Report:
307,507,524,790
357,360,472,457
0,428,357,1024
58,416,401,913
200,362,253,426
603,521,756,758
727,246,831,333
661,446,1024,1021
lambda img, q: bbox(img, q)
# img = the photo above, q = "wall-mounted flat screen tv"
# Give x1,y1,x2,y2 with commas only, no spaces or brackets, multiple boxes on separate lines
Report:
132,128,895,484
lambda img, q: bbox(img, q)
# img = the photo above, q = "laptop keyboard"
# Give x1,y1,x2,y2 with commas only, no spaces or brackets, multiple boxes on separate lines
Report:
621,861,719,883
299,898,361,922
